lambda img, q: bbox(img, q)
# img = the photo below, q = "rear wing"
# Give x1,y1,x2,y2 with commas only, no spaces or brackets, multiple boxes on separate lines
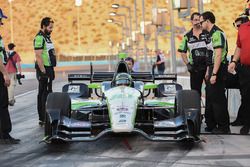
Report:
68,72,177,83
68,72,114,83
68,62,177,83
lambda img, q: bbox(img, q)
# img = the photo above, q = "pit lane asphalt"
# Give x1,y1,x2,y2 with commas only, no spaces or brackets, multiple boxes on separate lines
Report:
1,70,250,167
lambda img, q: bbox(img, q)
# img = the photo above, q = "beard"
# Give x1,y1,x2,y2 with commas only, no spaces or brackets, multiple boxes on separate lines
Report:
44,29,52,36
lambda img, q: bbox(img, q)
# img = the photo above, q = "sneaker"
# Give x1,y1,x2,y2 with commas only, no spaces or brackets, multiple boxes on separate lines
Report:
230,120,243,126
240,126,250,135
212,127,231,134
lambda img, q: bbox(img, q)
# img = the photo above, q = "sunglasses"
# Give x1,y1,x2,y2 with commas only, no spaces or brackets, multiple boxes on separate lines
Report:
233,23,241,28
199,20,207,25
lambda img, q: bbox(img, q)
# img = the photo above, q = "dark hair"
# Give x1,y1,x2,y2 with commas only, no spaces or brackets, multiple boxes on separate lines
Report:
191,12,200,20
234,15,249,24
125,57,134,65
8,43,15,50
201,11,216,24
40,17,54,29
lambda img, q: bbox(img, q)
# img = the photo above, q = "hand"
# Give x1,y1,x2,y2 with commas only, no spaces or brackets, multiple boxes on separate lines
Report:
3,74,10,87
205,73,209,81
41,68,46,74
210,75,217,84
186,63,193,73
228,62,236,74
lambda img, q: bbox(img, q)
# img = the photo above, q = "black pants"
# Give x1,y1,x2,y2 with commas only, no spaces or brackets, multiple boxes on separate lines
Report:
205,65,230,130
190,69,206,97
0,73,12,135
234,87,245,123
238,65,250,126
36,66,54,122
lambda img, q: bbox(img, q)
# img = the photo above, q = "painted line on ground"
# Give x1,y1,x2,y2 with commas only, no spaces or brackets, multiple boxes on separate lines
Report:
15,89,37,98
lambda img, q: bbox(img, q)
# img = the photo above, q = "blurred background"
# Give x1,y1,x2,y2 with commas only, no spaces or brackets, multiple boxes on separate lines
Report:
0,0,247,71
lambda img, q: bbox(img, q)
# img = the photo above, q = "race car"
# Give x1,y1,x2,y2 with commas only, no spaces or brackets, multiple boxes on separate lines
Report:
43,60,201,144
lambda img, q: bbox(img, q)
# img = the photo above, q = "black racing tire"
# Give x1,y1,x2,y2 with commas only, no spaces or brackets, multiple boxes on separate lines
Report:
46,92,71,117
45,92,71,138
175,90,201,136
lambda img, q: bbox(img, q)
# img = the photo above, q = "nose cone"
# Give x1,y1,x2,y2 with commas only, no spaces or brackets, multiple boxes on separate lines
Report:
105,86,140,132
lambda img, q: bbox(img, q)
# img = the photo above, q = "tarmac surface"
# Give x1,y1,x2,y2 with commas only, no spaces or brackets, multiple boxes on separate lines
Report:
1,68,250,167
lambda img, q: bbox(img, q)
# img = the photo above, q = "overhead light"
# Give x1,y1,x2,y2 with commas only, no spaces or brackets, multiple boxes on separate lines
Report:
203,0,212,4
107,19,114,23
75,0,82,7
109,12,117,16
111,4,120,9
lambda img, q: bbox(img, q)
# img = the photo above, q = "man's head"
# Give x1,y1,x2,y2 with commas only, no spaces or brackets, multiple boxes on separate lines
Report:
0,8,8,26
125,57,134,71
155,49,161,55
191,12,201,29
8,43,15,50
40,17,54,35
200,11,216,31
233,15,249,30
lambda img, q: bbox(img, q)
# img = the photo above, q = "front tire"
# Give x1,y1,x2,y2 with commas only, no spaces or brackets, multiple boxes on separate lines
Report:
45,92,71,138
176,90,201,137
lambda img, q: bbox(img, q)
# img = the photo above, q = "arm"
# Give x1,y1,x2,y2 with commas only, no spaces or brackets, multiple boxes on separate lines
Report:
155,59,164,65
180,53,188,65
228,47,240,73
16,53,22,74
16,62,22,74
178,35,189,65
210,31,225,84
34,35,46,73
212,48,222,75
210,48,222,84
228,30,241,73
35,49,45,73
0,58,10,86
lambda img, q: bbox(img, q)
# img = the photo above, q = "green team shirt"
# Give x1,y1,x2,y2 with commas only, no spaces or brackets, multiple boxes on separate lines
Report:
207,25,228,64
178,29,208,67
0,35,6,64
33,31,53,67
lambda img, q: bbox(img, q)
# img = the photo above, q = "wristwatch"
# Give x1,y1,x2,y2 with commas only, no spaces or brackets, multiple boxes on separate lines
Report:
212,73,217,76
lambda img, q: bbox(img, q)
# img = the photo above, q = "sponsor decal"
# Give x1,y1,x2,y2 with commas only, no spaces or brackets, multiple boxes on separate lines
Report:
68,85,80,93
164,84,176,92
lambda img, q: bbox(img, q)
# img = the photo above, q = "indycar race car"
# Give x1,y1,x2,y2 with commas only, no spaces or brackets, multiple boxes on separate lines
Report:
44,60,201,144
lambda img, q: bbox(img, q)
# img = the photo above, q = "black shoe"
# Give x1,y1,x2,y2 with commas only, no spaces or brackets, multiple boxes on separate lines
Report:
9,100,15,106
230,120,243,126
240,126,250,135
212,127,231,134
0,134,20,144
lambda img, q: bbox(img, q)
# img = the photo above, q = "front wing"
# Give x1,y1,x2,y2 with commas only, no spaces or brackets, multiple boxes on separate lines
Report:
44,105,200,143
